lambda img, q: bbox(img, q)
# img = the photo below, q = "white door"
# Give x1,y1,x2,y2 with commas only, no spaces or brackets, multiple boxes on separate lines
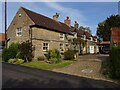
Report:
90,45,94,54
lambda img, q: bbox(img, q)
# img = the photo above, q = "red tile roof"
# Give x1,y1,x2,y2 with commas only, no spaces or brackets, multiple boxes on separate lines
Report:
99,41,110,44
22,7,72,35
111,27,120,43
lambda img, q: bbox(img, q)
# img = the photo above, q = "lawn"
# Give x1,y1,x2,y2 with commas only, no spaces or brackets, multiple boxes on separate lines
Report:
21,60,75,70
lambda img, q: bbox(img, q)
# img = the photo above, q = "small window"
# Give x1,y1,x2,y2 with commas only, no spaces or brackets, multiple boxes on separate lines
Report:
43,43,49,51
59,33,64,40
60,43,64,51
16,27,22,36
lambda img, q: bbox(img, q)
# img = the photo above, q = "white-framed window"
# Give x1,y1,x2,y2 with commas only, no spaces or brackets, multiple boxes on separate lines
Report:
59,33,64,40
90,37,93,41
60,43,64,51
16,27,22,36
83,35,86,40
43,43,49,51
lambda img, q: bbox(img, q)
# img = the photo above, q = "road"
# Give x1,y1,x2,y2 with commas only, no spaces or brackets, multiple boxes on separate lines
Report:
2,62,120,88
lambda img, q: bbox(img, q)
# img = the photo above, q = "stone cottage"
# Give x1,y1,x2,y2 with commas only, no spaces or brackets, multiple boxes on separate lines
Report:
7,7,75,59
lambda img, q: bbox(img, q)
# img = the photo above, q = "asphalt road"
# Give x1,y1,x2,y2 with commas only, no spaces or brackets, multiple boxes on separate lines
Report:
2,62,120,88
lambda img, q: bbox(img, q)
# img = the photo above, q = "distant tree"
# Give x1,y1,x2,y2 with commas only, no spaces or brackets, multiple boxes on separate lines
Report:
97,15,120,41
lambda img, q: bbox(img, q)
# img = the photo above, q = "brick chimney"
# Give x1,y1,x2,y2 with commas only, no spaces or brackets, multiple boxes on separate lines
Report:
53,13,60,21
74,21,79,28
64,16,71,27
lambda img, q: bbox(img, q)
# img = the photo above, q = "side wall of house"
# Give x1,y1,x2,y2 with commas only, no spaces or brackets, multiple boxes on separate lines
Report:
7,8,34,46
32,27,73,59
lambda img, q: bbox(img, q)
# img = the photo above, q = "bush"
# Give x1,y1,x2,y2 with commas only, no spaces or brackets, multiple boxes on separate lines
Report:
19,41,33,62
16,51,24,59
108,45,120,79
2,43,20,62
8,59,17,64
64,50,78,60
8,58,24,64
14,59,24,64
37,56,45,61
46,49,61,63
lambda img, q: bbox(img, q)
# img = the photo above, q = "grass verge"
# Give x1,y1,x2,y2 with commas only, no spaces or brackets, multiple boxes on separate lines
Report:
21,60,75,70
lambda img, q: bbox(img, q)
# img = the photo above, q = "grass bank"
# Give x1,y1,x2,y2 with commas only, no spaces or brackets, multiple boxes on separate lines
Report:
21,60,75,70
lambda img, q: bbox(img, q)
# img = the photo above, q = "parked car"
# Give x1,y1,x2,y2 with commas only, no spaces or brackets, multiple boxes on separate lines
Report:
102,47,110,54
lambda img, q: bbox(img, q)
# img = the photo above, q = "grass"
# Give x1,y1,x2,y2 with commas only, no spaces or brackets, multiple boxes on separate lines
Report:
21,60,75,70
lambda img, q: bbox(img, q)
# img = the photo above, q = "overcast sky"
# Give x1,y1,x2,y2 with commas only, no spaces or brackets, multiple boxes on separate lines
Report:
1,1,120,35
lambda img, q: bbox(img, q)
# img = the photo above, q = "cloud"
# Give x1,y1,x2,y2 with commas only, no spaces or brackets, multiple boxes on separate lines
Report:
44,2,87,26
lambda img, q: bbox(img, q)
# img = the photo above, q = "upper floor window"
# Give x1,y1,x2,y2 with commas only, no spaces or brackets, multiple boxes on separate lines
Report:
59,33,64,40
16,27,22,36
43,43,49,51
90,37,93,41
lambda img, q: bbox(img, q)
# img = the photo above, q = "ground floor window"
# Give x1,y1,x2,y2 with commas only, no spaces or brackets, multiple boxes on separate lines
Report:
43,43,49,51
60,43,64,52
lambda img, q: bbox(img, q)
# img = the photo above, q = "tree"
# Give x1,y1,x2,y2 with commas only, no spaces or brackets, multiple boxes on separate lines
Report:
97,15,120,41
19,41,33,62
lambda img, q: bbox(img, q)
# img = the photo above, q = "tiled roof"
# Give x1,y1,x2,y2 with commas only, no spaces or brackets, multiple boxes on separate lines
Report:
99,41,110,44
21,7,72,34
76,29,92,38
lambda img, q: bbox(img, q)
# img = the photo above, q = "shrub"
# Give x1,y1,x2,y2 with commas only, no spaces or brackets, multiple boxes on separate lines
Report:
108,45,120,79
64,50,78,60
46,49,61,63
2,43,20,62
37,56,45,61
8,58,24,64
14,59,24,64
16,51,24,59
19,41,33,62
8,59,17,64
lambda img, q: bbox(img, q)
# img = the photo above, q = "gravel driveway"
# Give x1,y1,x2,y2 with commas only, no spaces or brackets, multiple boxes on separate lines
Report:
52,54,112,82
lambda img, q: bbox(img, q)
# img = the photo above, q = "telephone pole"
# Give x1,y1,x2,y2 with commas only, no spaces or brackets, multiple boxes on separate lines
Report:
5,0,7,48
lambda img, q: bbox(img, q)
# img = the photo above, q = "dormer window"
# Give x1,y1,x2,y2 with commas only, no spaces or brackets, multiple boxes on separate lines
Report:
16,27,22,36
59,33,64,40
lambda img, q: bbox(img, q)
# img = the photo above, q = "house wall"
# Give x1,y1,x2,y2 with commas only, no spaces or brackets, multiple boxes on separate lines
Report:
7,7,34,46
32,27,73,59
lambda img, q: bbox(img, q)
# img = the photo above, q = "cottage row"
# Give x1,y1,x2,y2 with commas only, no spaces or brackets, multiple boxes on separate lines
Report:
7,7,99,59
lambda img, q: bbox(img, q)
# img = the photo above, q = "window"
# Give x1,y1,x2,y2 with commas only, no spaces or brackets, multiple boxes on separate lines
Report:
90,37,93,41
83,35,86,40
59,33,64,40
43,43,49,51
16,27,22,36
60,43,64,51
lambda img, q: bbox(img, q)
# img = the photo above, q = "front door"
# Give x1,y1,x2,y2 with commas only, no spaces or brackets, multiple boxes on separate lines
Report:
90,45,94,54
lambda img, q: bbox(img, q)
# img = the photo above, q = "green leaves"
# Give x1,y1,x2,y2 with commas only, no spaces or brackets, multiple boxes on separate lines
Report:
97,15,120,41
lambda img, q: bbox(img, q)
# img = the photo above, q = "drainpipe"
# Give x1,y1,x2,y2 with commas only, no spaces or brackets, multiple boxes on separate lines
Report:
5,0,7,48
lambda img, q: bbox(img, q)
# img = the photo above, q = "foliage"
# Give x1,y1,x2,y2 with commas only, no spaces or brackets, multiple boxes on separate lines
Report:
16,51,24,59
64,50,78,60
19,41,33,62
14,59,24,64
97,15,120,41
22,60,75,70
46,49,61,63
8,59,17,64
108,45,120,79
2,43,20,62
8,58,24,64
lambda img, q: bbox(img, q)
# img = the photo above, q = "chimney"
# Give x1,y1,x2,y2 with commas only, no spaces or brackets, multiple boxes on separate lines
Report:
53,13,60,21
64,16,71,27
74,21,79,28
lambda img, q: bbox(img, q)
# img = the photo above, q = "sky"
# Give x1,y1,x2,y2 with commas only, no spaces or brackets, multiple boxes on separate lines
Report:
1,1,120,36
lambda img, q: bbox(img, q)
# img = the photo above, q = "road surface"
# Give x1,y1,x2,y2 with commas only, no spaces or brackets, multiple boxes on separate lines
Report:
2,62,120,88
